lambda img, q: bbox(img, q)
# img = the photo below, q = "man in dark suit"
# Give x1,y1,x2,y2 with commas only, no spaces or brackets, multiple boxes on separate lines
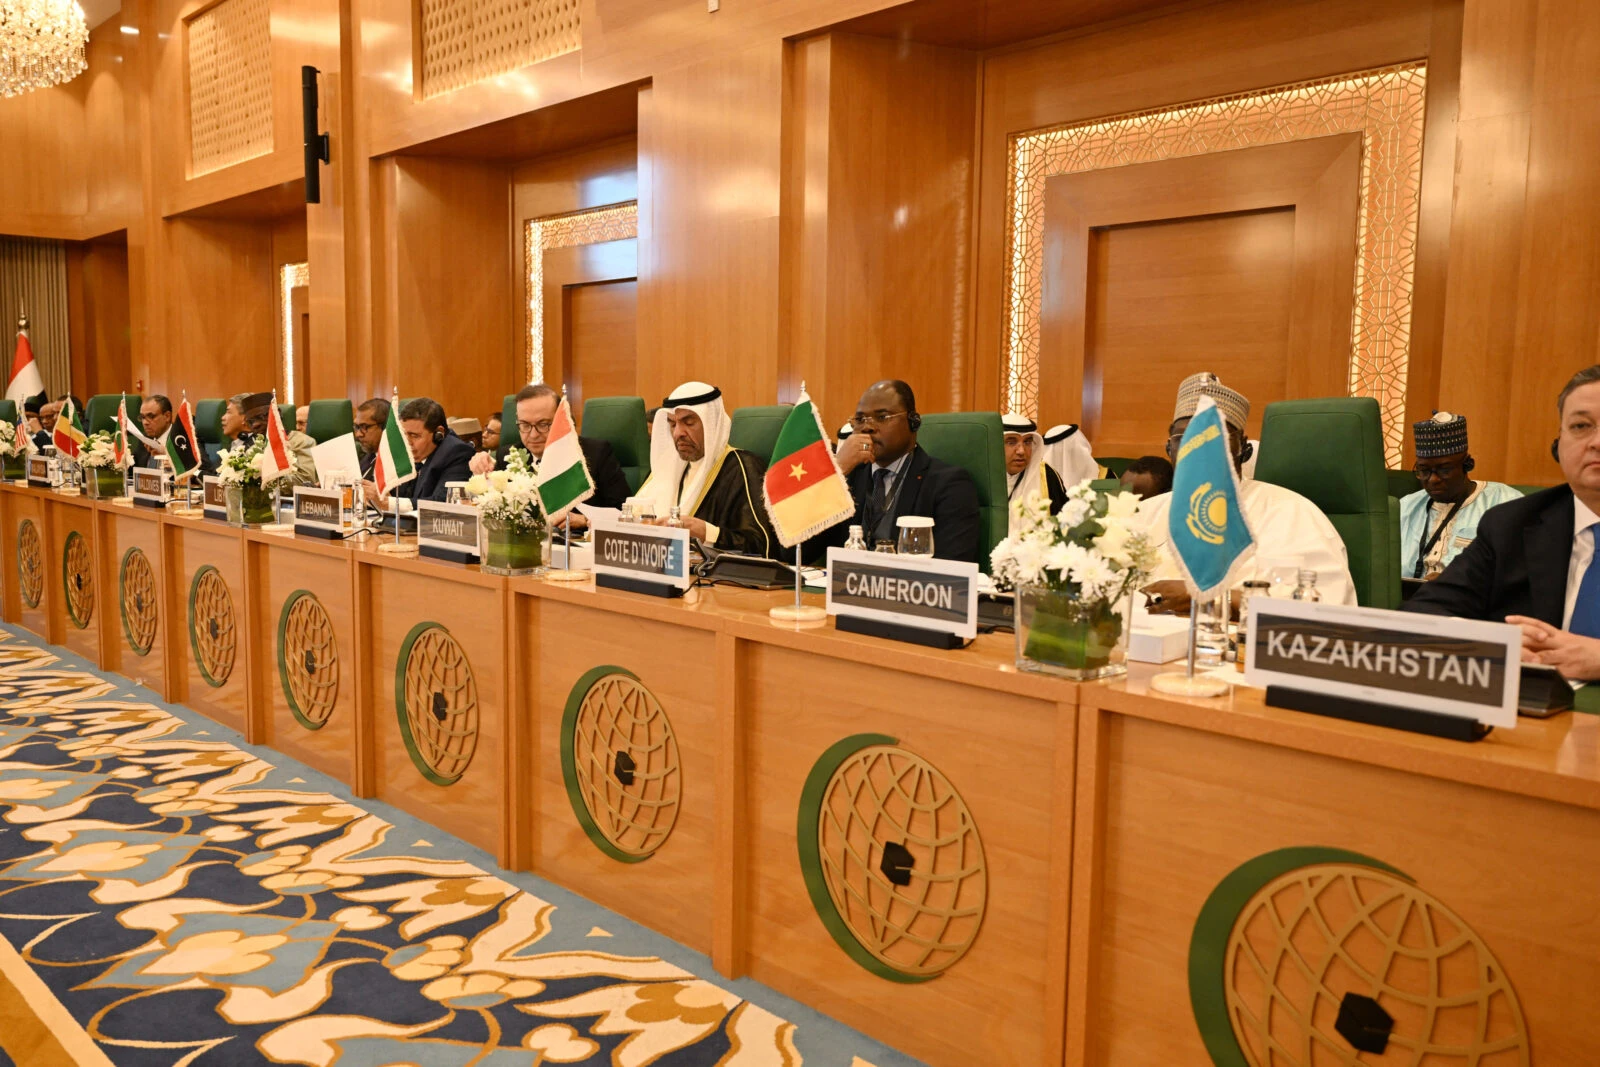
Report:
354,398,388,478
129,395,173,469
1406,364,1600,680
812,379,980,563
468,384,631,515
364,397,475,507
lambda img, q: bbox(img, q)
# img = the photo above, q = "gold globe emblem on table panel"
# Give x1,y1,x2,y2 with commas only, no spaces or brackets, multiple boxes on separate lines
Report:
1190,849,1529,1067
119,547,158,656
799,735,987,982
16,519,42,609
278,590,339,730
62,530,94,628
395,623,478,786
187,565,236,687
563,669,681,862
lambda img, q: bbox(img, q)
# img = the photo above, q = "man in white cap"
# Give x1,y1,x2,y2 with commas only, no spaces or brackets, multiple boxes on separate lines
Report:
1399,411,1520,580
1003,414,1067,530
1041,423,1099,489
1138,372,1356,612
637,382,775,556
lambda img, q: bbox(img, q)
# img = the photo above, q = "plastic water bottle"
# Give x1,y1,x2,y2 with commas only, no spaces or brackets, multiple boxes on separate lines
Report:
666,505,683,527
842,525,866,551
1291,569,1321,602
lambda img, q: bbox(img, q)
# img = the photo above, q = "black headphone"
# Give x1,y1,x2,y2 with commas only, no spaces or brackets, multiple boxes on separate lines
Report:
1552,439,1561,462
907,410,922,432
1238,440,1254,464
432,423,446,445
1462,456,1476,474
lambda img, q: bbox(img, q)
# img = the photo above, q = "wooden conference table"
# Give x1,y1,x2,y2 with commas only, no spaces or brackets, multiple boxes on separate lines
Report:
0,480,1595,1066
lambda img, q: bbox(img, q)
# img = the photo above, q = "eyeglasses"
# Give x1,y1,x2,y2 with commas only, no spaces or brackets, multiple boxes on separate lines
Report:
353,421,378,432
517,419,554,435
850,411,908,430
1412,463,1461,479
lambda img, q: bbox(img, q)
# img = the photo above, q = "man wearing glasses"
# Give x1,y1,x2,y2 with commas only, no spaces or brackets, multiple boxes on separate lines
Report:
353,397,390,478
1399,412,1520,580
467,384,631,518
818,379,980,562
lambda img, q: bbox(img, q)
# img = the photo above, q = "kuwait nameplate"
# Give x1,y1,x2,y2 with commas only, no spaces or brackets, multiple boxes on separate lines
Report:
416,501,481,563
131,467,170,508
1245,598,1520,738
591,520,690,597
294,486,346,539
825,548,978,647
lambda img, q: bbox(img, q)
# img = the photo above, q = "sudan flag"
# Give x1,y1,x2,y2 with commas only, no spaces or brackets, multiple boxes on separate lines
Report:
762,387,855,548
165,398,202,479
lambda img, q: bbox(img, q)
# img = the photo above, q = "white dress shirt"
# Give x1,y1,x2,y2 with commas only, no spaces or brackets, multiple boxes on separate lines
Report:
1564,497,1600,629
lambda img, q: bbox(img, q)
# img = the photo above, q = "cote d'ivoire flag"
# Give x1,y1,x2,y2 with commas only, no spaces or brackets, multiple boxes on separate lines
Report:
165,398,202,479
374,397,415,497
534,395,593,515
762,387,855,548
1168,395,1254,599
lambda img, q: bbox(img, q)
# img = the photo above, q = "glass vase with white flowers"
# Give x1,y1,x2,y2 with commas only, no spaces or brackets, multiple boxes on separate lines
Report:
77,431,127,498
217,439,292,525
0,420,28,480
990,483,1159,679
465,448,547,575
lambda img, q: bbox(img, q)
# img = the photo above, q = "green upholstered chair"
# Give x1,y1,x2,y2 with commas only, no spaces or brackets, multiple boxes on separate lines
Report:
85,394,138,436
1513,484,1551,496
304,399,353,444
1097,456,1134,478
499,394,516,448
194,398,226,465
1089,477,1122,493
581,396,650,492
0,400,15,425
1254,397,1400,610
1387,468,1421,502
728,405,793,466
916,411,1008,572
278,403,296,433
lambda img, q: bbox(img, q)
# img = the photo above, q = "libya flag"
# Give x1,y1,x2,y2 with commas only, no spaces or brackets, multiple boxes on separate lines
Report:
762,387,855,548
374,397,415,497
534,395,593,515
165,399,202,479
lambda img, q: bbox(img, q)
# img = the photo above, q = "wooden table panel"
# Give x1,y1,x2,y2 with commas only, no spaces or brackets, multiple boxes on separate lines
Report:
44,496,99,665
94,505,167,693
3,489,52,642
165,517,249,734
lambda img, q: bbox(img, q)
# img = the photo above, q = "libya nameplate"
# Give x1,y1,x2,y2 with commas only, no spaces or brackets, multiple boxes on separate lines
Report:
202,476,226,520
825,548,978,640
1245,598,1519,728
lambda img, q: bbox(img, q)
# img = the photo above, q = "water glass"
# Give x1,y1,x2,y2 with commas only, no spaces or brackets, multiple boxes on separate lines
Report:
895,517,935,557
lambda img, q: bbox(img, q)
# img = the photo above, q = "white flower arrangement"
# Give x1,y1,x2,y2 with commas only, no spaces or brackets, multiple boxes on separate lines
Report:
464,453,545,534
78,431,121,469
217,438,294,489
0,420,26,459
990,482,1159,602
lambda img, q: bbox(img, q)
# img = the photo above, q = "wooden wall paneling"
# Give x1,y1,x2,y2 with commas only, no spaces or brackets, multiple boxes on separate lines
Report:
637,43,784,411
0,32,88,237
973,0,1441,414
1039,137,1361,455
538,240,636,399
562,279,638,411
387,155,514,422
65,236,134,397
270,213,309,401
157,217,276,397
306,75,350,402
510,135,638,222
83,22,136,237
782,32,978,423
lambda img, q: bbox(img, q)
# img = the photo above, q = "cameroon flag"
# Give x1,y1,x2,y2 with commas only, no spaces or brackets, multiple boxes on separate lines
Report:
761,388,855,548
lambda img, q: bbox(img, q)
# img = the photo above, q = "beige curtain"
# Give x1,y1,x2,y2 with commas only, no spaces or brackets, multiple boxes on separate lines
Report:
0,236,72,401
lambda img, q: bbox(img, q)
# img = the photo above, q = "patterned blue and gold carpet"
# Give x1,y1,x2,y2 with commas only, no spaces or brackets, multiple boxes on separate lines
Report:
0,625,920,1066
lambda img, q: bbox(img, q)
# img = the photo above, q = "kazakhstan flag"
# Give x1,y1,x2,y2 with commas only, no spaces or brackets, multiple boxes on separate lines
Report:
1168,396,1254,598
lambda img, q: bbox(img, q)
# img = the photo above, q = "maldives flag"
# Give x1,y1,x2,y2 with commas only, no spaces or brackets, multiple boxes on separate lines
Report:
113,395,132,467
52,396,87,459
165,398,202,480
533,395,593,516
761,387,855,548
259,394,294,484
5,324,45,406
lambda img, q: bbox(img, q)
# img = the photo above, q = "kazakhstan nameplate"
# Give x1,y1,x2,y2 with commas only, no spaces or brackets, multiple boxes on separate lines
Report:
131,467,169,508
826,548,978,641
294,486,346,539
1245,598,1519,729
591,520,690,596
416,501,480,563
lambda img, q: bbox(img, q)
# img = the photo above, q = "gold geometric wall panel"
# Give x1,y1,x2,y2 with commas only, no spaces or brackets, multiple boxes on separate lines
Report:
1003,63,1427,464
417,0,580,100
187,0,274,176
523,201,637,384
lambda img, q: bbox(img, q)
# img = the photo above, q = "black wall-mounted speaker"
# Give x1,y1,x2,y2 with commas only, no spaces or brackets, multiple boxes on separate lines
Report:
302,65,330,204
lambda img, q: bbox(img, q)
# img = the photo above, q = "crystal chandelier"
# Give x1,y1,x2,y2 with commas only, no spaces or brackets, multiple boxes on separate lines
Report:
0,0,88,98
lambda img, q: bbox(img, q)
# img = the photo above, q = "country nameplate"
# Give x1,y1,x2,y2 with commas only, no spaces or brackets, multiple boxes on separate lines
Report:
26,454,52,487
294,486,347,539
131,467,170,508
202,476,227,520
591,520,690,597
416,500,481,563
825,548,978,642
1245,597,1519,730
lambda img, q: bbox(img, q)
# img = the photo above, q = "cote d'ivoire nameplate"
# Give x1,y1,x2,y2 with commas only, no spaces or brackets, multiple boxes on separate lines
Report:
131,467,170,507
591,519,690,593
1245,598,1519,729
202,476,226,520
416,500,480,563
825,547,978,640
294,486,346,539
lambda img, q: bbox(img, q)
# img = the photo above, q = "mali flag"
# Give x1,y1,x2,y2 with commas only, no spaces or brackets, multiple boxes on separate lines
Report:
1167,395,1254,599
762,388,855,548
52,397,87,459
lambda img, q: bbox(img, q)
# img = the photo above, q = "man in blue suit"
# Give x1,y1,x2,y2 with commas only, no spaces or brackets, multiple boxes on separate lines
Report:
365,397,476,508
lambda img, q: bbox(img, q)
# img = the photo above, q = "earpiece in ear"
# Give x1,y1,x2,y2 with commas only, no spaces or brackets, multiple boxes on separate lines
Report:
1462,456,1476,474
907,411,922,432
434,425,447,445
1552,438,1561,463
1238,441,1255,464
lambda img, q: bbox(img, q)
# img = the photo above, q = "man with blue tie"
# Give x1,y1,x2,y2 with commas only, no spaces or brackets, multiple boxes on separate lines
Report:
1405,365,1600,680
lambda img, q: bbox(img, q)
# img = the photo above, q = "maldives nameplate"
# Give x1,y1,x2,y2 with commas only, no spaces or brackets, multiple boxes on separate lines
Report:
591,520,690,591
825,548,978,640
1245,598,1520,728
131,467,169,508
416,501,480,562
